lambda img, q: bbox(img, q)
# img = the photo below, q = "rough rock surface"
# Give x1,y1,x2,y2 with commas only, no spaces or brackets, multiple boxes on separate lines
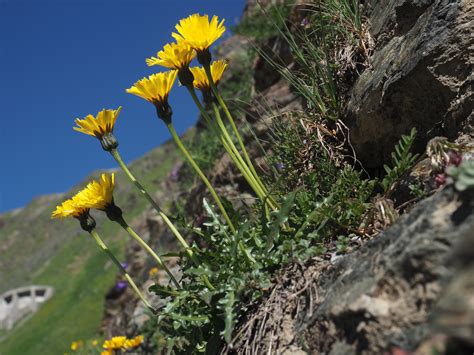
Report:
226,187,474,354
346,0,473,168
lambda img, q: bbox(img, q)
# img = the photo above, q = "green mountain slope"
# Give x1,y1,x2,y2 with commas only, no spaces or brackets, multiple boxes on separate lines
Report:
0,138,183,354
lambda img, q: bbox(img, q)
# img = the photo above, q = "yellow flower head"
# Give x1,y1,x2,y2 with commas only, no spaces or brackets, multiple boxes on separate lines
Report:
103,336,127,350
74,173,115,210
172,14,226,52
100,351,113,355
124,335,144,349
146,41,195,70
126,71,177,107
52,198,88,219
73,107,122,139
148,267,159,277
190,60,228,91
70,341,82,351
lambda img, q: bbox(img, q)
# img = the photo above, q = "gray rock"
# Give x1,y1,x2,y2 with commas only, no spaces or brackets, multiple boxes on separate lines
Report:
346,0,473,168
227,187,474,354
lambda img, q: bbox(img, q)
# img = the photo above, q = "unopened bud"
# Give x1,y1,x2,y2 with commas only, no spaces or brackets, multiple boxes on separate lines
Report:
155,101,173,124
77,213,96,232
178,66,195,88
197,49,212,67
104,201,123,222
100,132,119,151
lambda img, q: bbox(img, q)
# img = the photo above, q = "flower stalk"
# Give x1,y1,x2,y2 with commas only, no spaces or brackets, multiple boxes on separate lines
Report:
109,148,193,260
89,229,153,311
186,85,275,212
110,211,181,289
203,65,256,177
73,107,192,265
202,64,280,210
166,122,236,234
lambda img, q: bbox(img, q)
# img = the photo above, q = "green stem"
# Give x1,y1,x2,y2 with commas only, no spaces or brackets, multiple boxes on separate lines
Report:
212,103,278,212
109,149,192,258
116,217,181,289
167,123,236,234
186,86,269,206
109,149,213,289
89,230,153,310
204,66,262,183
204,65,280,210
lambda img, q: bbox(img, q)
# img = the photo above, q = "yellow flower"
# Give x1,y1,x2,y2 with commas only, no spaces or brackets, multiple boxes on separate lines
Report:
100,350,113,355
103,336,127,350
52,198,88,219
172,14,226,52
190,60,228,91
70,341,82,351
73,107,122,138
124,335,144,349
91,339,99,346
146,41,195,70
52,174,115,218
148,267,159,277
74,173,115,210
126,71,178,106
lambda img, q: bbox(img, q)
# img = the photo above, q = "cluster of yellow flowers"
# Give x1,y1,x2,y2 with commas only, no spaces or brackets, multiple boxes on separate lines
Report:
56,13,280,353
101,335,144,354
53,13,228,221
69,336,143,354
55,14,232,352
128,14,228,120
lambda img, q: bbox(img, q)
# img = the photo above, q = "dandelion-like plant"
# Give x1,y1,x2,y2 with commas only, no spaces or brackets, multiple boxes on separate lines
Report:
175,14,279,211
52,191,152,310
74,173,180,288
146,41,195,70
102,335,144,354
127,71,236,234
73,107,191,265
172,13,225,66
189,59,227,103
146,40,196,87
189,61,277,212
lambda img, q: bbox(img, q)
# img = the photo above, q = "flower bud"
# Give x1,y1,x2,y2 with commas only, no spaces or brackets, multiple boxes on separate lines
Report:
104,201,123,222
77,213,96,232
100,132,119,151
197,48,212,67
155,101,173,124
177,66,195,88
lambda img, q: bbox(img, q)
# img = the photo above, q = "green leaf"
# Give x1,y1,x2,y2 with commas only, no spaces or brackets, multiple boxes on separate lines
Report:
220,290,236,344
381,128,418,194
266,190,296,250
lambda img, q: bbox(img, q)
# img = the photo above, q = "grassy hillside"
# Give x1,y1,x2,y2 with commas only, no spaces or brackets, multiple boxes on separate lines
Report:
0,137,183,354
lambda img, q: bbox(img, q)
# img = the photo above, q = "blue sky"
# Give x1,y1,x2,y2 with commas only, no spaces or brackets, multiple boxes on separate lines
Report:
0,0,245,212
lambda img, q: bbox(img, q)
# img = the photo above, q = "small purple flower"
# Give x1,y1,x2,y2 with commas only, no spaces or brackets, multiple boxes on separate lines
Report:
120,262,129,269
115,281,128,291
170,162,183,182
301,18,310,27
